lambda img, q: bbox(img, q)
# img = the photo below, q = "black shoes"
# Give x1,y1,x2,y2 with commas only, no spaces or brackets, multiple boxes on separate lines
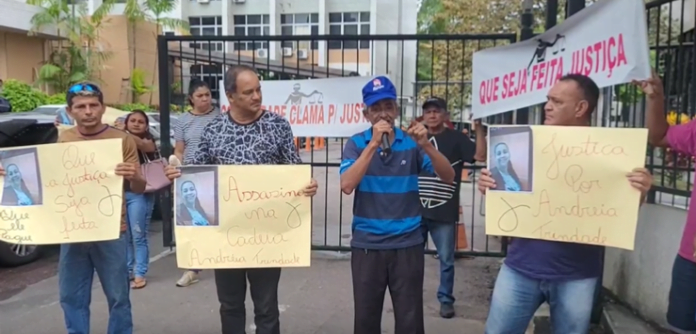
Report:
440,303,455,319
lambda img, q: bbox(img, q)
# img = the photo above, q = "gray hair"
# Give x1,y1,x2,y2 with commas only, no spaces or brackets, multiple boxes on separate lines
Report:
224,65,259,94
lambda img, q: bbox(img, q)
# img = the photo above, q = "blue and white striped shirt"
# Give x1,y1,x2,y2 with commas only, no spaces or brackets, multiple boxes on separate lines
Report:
340,127,434,249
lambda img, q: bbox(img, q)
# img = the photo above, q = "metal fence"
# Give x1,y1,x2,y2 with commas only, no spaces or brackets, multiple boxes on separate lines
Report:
156,33,516,257
597,0,694,208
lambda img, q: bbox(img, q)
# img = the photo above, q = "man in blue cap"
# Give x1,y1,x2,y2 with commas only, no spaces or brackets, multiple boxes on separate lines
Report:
339,76,455,334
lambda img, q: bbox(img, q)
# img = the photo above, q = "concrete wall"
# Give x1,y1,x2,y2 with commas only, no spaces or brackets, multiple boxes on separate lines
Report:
95,16,160,105
603,203,688,328
0,31,48,84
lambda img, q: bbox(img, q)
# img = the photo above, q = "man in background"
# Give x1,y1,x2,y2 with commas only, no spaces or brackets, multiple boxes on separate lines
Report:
417,97,485,318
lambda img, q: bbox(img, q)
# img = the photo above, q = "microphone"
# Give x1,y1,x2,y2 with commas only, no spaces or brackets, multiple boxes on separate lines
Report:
381,133,391,156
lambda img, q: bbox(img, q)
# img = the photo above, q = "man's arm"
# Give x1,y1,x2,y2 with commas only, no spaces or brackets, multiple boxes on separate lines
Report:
123,135,146,193
278,120,302,164
645,87,670,147
419,143,455,184
643,73,696,156
190,124,214,165
340,138,376,195
473,122,487,162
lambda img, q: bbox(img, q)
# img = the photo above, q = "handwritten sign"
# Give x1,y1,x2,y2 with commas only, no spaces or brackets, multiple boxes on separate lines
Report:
485,125,648,250
0,139,124,245
174,165,312,269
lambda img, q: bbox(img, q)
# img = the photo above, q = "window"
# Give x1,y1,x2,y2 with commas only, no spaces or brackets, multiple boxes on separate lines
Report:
233,15,270,51
280,13,319,50
190,64,223,101
328,12,370,50
188,16,224,52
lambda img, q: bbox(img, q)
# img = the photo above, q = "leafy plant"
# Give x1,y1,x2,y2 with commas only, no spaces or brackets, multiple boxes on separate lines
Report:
45,93,67,104
130,68,154,102
123,0,189,104
27,0,115,92
1,79,47,112
113,103,152,111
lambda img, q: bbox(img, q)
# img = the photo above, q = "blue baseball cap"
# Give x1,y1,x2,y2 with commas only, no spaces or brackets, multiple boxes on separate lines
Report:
362,76,397,107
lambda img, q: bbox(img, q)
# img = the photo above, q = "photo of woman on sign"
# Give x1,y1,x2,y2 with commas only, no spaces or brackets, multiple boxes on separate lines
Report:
0,148,43,206
175,167,219,227
491,143,524,192
488,126,533,193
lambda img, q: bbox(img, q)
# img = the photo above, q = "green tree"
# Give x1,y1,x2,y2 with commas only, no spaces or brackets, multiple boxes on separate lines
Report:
27,0,115,93
123,0,189,103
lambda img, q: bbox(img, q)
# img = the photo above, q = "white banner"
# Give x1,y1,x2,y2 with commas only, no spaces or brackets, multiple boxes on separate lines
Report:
219,77,373,137
472,0,651,119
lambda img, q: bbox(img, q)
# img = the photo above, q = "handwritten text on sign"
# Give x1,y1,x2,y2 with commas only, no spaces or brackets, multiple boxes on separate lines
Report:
485,126,647,250
0,139,124,245
175,165,312,269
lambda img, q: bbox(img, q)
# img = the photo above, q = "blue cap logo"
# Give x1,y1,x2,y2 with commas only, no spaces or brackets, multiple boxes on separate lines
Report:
362,76,396,107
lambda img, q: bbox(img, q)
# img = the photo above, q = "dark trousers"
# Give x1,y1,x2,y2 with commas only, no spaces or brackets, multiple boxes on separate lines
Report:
352,244,425,334
214,268,282,334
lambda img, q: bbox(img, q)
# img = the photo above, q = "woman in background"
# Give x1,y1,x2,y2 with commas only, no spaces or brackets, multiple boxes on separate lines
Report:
490,142,524,192
2,164,36,206
119,110,157,289
176,181,212,226
172,79,220,287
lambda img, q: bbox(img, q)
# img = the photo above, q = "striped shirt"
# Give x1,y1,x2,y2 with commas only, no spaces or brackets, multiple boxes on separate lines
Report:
173,108,221,164
340,127,434,249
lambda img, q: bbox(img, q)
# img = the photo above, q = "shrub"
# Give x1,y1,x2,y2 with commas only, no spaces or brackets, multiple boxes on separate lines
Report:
1,79,47,112
45,93,67,105
111,103,152,111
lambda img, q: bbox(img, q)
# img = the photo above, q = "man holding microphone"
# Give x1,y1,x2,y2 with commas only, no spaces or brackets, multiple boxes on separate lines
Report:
340,76,455,334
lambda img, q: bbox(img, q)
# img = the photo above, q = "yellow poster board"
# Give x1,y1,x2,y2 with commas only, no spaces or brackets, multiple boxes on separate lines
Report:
485,125,648,250
0,139,124,245
174,165,312,269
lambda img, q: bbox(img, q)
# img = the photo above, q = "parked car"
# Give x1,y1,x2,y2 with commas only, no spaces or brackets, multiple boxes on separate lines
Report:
0,117,56,266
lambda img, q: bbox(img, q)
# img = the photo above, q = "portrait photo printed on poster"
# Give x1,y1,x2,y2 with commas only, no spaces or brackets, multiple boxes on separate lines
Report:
487,126,534,193
175,166,219,227
0,148,44,206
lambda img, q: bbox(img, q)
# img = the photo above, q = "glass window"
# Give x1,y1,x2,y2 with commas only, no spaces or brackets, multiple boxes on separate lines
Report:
281,26,293,35
233,15,245,24
328,13,342,23
295,14,309,24
344,25,358,35
263,15,270,24
360,12,370,22
247,15,261,24
234,27,245,36
280,14,292,24
343,12,359,22
311,14,319,23
329,25,341,35
202,27,216,36
188,17,200,25
201,16,215,25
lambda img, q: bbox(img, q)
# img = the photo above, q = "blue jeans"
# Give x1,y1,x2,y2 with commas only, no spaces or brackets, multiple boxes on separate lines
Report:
59,232,132,334
485,264,597,334
421,218,456,305
125,192,155,278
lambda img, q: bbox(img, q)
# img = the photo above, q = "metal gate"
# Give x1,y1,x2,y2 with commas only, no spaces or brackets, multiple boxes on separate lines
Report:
156,33,517,258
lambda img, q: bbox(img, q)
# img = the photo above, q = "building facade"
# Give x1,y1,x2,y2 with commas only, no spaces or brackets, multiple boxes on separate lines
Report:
86,0,418,102
0,0,58,86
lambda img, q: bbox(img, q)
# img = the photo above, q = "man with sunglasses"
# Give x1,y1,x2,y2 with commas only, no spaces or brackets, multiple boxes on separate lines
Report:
55,82,145,334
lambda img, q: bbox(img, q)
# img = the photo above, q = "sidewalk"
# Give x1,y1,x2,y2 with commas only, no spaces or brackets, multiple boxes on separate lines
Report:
0,253,500,334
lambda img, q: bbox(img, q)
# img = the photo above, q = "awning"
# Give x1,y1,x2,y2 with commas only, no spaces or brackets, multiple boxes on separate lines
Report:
167,45,353,78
